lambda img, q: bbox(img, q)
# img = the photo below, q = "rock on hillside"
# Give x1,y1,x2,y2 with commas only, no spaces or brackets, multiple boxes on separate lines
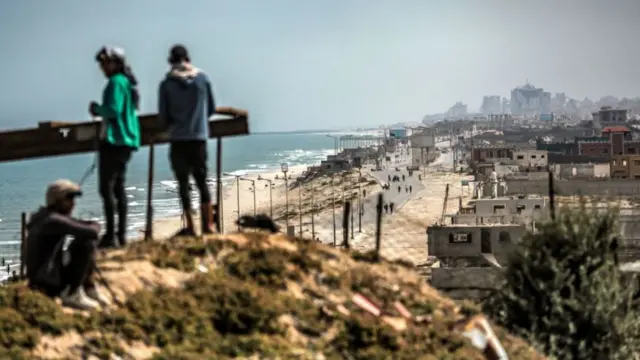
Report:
0,233,544,359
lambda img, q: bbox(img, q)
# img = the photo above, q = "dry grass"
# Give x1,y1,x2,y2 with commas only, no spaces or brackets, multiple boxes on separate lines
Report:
0,232,543,359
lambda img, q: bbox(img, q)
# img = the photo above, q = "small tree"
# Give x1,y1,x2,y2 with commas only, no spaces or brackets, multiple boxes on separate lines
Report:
485,205,640,359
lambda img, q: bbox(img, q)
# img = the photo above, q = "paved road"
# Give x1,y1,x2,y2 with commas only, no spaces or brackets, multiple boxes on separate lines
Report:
312,141,453,243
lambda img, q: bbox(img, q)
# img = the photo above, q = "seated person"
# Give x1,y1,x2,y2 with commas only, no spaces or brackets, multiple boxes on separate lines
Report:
25,179,109,310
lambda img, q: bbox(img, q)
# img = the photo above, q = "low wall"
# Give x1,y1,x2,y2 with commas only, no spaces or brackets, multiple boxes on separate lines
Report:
506,179,640,197
431,265,640,300
430,267,502,299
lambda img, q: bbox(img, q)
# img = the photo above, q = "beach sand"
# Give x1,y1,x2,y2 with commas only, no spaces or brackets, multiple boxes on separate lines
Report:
149,164,382,239
149,153,465,267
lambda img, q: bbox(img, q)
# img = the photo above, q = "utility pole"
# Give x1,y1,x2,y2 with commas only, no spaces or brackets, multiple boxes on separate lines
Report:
331,174,336,246
281,163,289,228
310,182,315,240
223,173,241,231
350,172,354,240
250,180,256,215
298,181,303,238
357,168,362,232
257,177,274,218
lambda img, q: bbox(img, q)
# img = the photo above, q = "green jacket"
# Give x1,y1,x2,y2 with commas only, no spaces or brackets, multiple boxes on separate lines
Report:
95,73,141,149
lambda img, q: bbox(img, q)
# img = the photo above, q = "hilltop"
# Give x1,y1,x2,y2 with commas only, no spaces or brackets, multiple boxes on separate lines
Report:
0,233,543,359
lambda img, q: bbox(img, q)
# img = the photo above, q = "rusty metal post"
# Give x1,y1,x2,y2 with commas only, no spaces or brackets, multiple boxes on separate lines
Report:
375,194,383,259
216,137,224,233
20,212,27,278
144,143,155,241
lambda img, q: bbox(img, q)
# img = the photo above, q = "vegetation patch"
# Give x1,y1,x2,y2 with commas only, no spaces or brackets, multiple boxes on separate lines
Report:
0,232,545,359
485,205,640,359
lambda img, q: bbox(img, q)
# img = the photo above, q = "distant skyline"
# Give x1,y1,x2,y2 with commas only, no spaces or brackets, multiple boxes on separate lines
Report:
1,0,639,131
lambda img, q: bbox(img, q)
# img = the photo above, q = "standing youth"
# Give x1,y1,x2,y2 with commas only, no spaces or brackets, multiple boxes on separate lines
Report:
158,44,216,235
90,46,141,248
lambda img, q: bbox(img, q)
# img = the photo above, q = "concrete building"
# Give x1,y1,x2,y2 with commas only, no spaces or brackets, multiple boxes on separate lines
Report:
501,97,510,114
592,107,628,127
510,149,548,168
427,224,526,262
510,83,551,116
610,154,640,179
481,95,502,115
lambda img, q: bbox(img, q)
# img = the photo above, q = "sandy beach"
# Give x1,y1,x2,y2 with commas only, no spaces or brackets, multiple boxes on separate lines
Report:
149,164,382,240
149,147,464,267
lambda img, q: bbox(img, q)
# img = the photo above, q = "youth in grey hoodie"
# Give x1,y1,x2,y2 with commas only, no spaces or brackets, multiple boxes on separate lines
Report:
158,63,215,141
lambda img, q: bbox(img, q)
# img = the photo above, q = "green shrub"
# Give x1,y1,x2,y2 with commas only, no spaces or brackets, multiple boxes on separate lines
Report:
485,205,640,359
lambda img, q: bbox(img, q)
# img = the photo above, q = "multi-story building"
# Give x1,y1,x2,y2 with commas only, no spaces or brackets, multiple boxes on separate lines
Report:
510,83,551,116
610,155,640,179
481,96,502,115
592,107,628,127
501,97,510,114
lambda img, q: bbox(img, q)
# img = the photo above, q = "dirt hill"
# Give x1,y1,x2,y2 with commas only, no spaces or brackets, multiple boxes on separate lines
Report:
0,233,544,359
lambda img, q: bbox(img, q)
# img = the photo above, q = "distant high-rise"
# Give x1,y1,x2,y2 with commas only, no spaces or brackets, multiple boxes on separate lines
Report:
447,102,467,118
510,83,551,116
481,96,501,115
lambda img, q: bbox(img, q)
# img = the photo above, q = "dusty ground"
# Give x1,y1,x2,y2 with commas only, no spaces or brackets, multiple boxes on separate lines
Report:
1,232,544,359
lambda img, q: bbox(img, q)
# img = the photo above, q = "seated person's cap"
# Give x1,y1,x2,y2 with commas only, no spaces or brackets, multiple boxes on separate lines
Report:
46,179,83,207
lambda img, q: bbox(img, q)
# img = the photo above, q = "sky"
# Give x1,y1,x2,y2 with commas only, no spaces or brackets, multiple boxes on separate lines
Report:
0,0,639,132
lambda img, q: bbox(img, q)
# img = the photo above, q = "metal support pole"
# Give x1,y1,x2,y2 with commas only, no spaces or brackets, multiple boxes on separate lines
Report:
20,212,27,278
144,143,155,241
269,180,273,218
331,175,336,246
298,183,303,237
311,183,315,240
358,168,362,232
252,181,257,216
216,137,224,233
236,176,240,231
284,171,289,227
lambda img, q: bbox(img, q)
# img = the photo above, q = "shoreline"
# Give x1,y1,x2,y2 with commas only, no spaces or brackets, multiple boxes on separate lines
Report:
149,149,445,245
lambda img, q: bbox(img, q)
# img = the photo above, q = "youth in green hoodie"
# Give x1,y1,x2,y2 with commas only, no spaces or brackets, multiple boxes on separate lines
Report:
94,73,141,149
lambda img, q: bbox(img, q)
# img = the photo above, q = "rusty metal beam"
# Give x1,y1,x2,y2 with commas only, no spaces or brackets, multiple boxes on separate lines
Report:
0,107,249,163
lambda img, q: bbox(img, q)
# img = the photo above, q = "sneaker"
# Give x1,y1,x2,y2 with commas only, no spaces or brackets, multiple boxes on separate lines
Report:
85,286,110,307
61,287,100,310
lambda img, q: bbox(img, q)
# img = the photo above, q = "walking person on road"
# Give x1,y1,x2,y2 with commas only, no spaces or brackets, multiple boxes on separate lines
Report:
389,202,395,213
383,203,389,213
159,44,217,236
409,185,413,193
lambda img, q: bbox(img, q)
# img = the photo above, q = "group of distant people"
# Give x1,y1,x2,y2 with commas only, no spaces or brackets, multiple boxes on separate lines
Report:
25,44,216,309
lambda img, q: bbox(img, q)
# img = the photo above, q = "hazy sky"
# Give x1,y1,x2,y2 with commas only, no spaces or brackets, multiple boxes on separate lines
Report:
0,0,639,131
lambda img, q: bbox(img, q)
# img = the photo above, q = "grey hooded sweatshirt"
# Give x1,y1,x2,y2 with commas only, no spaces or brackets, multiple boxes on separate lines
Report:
158,63,216,141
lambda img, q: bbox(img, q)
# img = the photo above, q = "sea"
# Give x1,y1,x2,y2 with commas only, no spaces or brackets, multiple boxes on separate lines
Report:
0,130,382,270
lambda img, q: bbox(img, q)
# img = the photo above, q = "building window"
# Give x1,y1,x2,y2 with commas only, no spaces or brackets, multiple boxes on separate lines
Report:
613,160,617,166
534,204,542,209
635,160,640,166
603,149,609,154
623,160,628,166
493,205,506,213
541,155,545,158
517,155,524,160
516,205,526,214
629,148,637,154
531,155,537,159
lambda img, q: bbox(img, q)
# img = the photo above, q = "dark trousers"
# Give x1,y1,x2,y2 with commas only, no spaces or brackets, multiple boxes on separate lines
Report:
64,239,97,294
98,143,133,242
31,239,96,297
170,140,211,211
